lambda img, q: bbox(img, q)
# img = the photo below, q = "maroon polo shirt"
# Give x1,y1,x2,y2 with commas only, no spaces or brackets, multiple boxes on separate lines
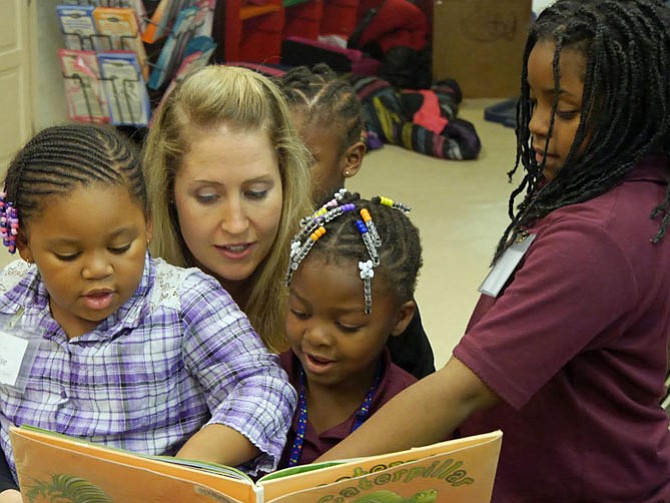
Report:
455,156,670,502
278,349,416,468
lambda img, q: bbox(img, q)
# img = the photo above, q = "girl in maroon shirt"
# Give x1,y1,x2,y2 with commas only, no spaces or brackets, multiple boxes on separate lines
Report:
316,1,670,501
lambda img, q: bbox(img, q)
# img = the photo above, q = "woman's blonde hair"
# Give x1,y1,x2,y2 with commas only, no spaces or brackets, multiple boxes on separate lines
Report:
143,65,313,352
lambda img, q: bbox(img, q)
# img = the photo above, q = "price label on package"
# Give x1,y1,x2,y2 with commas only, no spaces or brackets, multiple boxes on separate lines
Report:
0,330,29,387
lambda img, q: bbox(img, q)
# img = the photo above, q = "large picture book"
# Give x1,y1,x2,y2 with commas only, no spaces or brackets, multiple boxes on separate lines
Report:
10,426,502,503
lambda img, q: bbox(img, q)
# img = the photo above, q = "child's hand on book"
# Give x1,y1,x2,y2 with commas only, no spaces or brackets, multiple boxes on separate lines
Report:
0,489,21,503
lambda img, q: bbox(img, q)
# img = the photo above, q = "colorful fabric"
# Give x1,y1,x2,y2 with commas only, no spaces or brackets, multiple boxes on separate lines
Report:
349,74,481,160
0,254,297,482
410,90,448,134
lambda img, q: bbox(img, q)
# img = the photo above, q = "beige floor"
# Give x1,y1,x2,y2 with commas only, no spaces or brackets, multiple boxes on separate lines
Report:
0,98,517,366
348,98,517,366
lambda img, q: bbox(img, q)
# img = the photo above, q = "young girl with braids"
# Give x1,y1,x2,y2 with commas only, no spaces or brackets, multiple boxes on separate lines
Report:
276,63,436,380
275,63,367,206
277,190,422,467
318,1,670,500
0,124,296,502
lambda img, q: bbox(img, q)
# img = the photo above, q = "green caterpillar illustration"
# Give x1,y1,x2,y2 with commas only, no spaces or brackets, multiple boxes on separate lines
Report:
25,473,113,503
352,488,438,503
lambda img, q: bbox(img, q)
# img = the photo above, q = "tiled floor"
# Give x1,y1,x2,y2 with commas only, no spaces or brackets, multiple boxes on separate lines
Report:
0,98,517,366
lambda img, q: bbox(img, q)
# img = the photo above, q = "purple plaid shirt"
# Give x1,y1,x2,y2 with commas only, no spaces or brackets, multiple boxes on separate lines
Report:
0,254,296,480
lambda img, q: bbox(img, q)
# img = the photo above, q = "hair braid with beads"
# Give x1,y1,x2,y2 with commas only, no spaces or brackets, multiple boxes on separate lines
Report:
276,63,364,151
494,0,670,263
287,191,422,311
3,124,148,234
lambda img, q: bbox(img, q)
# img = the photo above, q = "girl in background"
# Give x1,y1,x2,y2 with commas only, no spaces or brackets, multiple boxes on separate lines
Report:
276,64,435,379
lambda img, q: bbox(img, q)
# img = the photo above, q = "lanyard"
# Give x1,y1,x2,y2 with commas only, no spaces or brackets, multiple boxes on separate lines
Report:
287,365,382,467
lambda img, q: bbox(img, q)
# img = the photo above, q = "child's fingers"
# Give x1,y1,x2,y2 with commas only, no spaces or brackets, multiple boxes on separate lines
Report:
0,489,21,503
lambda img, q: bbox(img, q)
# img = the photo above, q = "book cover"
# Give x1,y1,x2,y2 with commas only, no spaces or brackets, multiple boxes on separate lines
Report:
10,426,502,503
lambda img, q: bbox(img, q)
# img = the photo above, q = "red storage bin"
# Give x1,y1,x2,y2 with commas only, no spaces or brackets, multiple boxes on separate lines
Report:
321,0,359,37
284,0,324,39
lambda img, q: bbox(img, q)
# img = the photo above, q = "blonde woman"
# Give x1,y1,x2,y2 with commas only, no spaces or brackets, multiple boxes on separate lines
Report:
143,65,313,352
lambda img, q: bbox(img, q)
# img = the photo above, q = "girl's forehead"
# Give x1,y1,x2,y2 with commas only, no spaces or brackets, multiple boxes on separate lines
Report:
528,41,586,94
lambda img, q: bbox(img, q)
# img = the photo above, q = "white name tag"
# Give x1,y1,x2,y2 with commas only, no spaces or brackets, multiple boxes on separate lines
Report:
0,330,29,387
479,233,536,298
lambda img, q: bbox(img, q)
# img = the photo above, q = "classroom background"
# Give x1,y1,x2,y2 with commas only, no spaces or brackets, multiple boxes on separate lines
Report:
0,0,553,366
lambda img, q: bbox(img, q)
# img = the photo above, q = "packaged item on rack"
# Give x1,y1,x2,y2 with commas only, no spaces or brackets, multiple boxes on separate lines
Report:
142,0,194,44
121,0,149,34
97,51,151,126
194,0,216,37
59,48,110,124
57,5,98,51
59,0,148,31
148,5,199,90
153,35,216,116
93,7,149,79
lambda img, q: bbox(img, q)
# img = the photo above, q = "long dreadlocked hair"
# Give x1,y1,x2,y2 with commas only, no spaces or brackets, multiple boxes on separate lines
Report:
288,191,422,307
4,124,147,231
276,63,365,152
494,0,670,263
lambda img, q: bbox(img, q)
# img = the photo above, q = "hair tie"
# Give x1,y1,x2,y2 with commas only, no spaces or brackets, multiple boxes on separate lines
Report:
286,226,327,284
358,260,375,314
288,190,395,315
373,195,411,213
0,192,19,254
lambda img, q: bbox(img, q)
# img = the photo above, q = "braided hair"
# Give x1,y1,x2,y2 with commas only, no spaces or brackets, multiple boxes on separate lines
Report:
276,63,364,152
495,0,670,262
287,191,422,311
4,124,147,232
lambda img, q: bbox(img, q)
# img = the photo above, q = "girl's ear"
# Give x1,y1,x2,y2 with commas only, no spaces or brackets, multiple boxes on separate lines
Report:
342,141,366,179
16,231,32,263
389,299,417,337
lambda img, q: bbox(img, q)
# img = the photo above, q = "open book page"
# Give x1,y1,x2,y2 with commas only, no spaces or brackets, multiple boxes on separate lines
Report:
259,431,502,503
10,427,501,503
10,426,255,502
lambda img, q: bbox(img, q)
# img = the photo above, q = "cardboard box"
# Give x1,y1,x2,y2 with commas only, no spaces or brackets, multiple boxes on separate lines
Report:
433,0,532,98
